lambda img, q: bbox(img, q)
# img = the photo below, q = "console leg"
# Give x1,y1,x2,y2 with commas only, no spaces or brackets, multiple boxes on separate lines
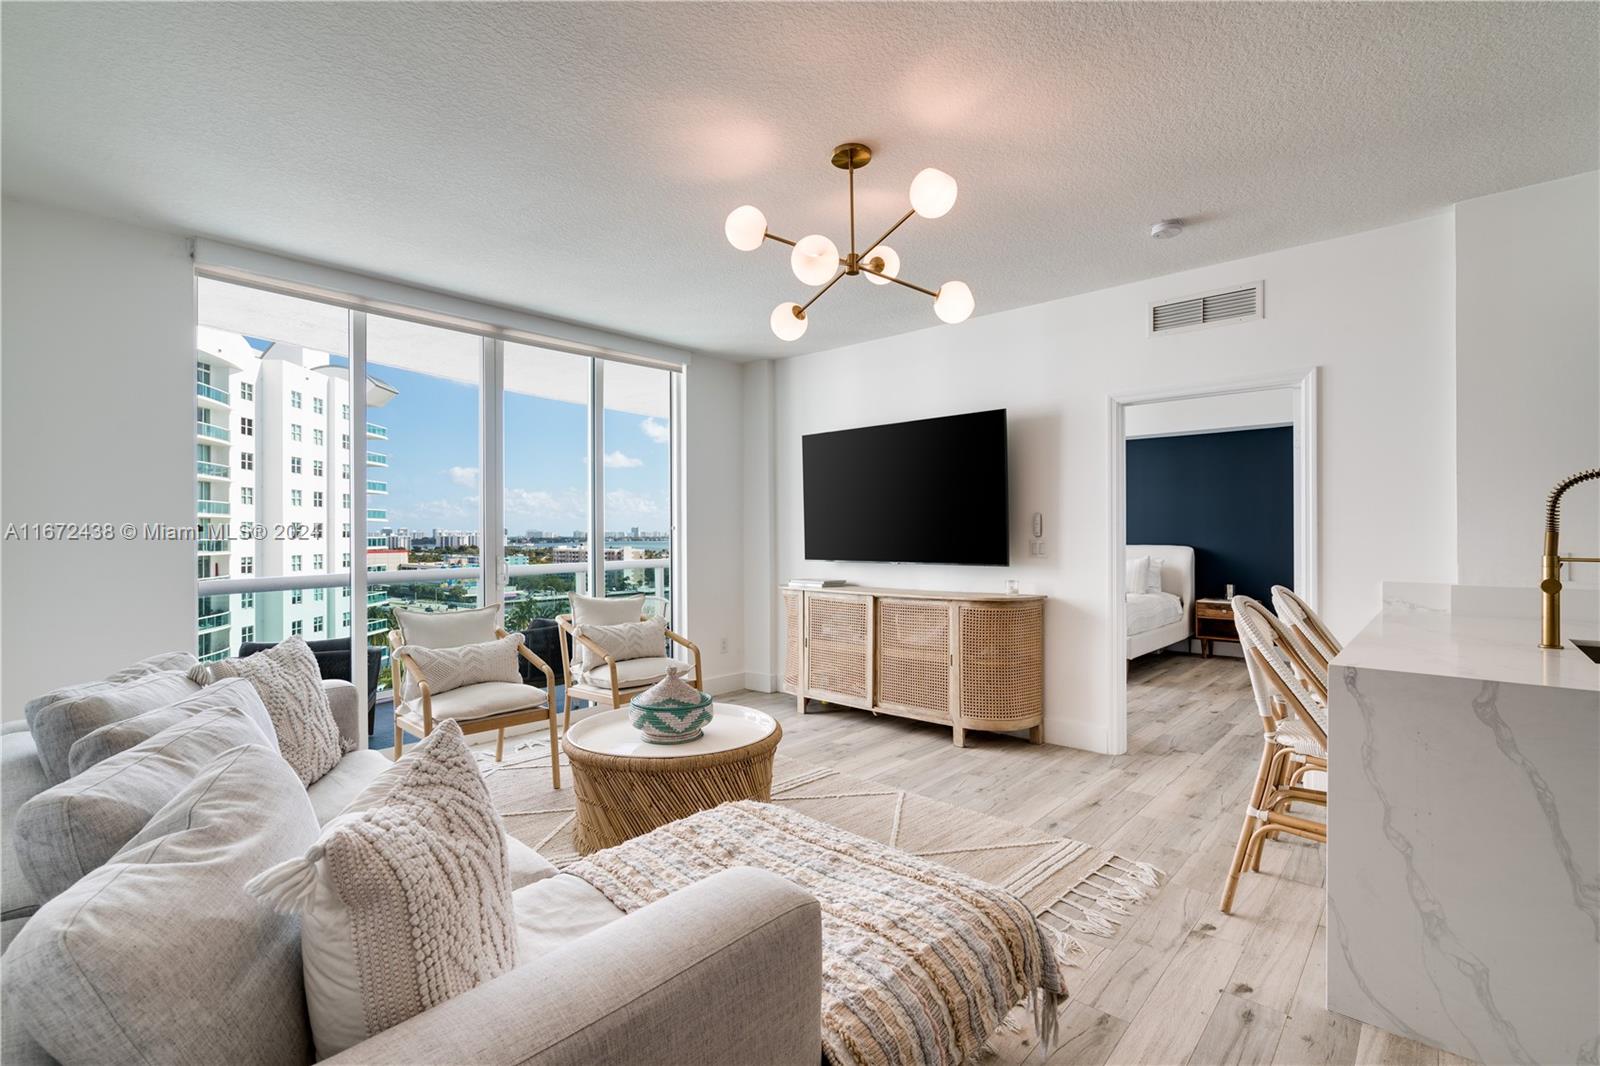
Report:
1029,723,1044,745
796,692,807,715
952,723,966,747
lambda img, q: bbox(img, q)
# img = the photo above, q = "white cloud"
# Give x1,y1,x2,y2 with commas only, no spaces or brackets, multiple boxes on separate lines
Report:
603,488,663,519
603,450,642,469
447,466,479,488
641,417,670,445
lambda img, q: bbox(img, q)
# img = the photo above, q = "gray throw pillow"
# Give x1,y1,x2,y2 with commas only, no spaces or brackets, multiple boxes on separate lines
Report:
197,637,342,786
4,745,319,1066
24,652,200,785
67,677,278,777
14,701,275,902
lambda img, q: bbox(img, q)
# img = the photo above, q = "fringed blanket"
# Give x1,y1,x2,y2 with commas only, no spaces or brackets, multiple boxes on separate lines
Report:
564,800,1069,1066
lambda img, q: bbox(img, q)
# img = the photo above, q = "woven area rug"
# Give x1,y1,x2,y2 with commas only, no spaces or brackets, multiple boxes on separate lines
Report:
482,745,1164,964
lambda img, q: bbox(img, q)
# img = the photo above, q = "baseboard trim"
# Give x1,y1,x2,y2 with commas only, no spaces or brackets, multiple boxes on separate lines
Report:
741,671,778,694
1049,715,1112,755
702,672,750,697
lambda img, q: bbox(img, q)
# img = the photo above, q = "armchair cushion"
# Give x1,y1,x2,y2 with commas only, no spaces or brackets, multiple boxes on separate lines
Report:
392,606,501,701
579,656,678,691
399,633,525,696
403,681,549,723
573,618,665,671
568,594,644,668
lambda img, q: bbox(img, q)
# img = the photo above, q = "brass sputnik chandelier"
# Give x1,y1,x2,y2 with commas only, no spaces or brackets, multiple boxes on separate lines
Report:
725,142,974,341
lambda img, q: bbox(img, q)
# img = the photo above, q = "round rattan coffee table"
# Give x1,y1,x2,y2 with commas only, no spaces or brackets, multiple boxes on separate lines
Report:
561,703,782,855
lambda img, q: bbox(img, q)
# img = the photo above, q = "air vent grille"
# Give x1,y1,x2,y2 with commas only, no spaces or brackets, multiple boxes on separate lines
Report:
1150,282,1264,335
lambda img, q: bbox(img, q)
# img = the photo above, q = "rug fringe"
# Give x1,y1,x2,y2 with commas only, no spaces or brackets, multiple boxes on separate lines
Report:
1031,855,1167,950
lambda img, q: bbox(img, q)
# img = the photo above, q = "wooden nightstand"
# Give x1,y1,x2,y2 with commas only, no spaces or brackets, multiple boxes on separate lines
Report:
1194,598,1240,658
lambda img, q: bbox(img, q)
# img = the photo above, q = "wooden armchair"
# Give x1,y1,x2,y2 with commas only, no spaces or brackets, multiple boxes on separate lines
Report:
555,614,703,731
388,627,562,788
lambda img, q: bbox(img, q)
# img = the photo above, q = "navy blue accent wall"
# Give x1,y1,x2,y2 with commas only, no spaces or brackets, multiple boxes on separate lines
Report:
1126,426,1293,604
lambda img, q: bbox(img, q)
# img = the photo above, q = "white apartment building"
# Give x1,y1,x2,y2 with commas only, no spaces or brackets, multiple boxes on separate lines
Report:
195,329,394,662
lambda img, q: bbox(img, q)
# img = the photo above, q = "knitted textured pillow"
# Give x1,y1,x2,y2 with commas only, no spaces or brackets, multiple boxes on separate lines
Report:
194,637,342,786
245,721,516,1059
397,633,524,696
574,618,666,671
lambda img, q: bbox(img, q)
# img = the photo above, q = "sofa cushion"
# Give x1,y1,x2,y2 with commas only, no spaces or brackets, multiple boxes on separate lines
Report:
307,748,392,825
510,872,625,959
4,745,319,1066
67,676,277,777
569,594,646,669
13,700,275,902
581,655,677,690
399,633,525,696
24,651,200,785
247,721,516,1060
1,726,47,940
198,637,343,786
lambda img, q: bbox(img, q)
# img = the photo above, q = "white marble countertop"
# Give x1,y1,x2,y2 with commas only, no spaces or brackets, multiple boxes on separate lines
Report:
1333,605,1600,692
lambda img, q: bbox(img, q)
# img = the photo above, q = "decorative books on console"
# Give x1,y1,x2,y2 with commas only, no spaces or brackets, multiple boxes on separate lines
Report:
628,667,714,743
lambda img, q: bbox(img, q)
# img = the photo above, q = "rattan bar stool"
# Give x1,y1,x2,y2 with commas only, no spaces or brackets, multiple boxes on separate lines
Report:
1270,585,1342,681
1220,596,1330,914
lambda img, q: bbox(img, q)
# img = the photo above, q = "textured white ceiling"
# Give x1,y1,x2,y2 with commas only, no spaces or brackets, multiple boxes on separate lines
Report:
3,3,1595,359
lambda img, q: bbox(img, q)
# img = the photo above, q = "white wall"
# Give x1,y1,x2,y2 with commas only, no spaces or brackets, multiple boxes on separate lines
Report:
680,352,747,693
740,360,779,691
770,213,1458,752
1125,388,1296,438
2,198,198,718
1456,171,1600,587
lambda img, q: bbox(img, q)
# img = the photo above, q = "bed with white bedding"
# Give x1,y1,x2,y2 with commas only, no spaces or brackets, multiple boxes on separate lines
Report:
1126,544,1195,659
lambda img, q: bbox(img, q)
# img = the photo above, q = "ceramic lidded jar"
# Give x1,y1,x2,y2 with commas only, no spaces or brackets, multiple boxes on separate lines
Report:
628,666,714,743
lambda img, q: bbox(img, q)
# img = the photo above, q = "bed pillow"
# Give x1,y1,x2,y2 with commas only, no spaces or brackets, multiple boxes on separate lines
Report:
194,637,342,787
1144,556,1166,594
14,702,276,902
3,745,318,1066
25,653,202,785
67,677,277,777
574,618,666,671
246,721,516,1060
397,633,525,697
1125,555,1150,596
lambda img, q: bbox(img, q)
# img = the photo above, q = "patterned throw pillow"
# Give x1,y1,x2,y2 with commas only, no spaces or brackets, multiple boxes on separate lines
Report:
245,721,516,1059
397,633,524,697
574,618,666,670
193,638,343,787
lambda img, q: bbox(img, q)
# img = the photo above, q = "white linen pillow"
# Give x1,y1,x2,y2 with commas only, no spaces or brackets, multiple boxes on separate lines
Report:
246,721,516,1060
24,652,201,785
194,637,343,787
391,605,502,701
1145,556,1166,594
574,618,666,671
398,633,525,697
1125,555,1150,596
67,677,277,777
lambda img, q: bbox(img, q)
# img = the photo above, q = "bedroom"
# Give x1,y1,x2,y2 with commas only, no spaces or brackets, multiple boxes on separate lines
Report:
1121,387,1301,735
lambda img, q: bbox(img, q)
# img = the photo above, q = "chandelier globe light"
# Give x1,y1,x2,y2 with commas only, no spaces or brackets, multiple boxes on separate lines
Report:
723,142,973,341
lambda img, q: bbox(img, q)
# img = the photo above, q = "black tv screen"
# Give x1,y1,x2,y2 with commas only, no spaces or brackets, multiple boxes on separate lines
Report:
803,409,1009,566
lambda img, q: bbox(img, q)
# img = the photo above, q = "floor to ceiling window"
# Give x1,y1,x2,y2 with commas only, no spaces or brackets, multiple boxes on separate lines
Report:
193,275,679,709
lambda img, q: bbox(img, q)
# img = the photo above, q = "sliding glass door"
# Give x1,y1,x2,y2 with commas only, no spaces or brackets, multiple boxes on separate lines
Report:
194,276,680,737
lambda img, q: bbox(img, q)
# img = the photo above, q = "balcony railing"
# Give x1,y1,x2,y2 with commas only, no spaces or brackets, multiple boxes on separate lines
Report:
196,421,230,443
197,500,230,516
367,618,390,633
367,452,388,467
366,423,388,440
366,536,388,549
198,649,231,664
196,539,229,554
196,460,231,479
366,480,388,494
195,382,230,404
197,610,231,632
368,589,390,604
367,509,387,521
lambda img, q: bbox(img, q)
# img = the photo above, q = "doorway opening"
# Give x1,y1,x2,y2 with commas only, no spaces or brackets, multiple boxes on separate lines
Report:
1106,369,1319,755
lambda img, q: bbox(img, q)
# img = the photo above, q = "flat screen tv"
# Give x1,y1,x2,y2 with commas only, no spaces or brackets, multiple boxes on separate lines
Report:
803,409,1009,566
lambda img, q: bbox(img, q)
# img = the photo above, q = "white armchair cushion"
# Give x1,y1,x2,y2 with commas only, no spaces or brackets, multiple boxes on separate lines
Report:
392,606,502,701
580,655,677,691
569,594,645,669
403,681,549,724
399,633,524,696
574,618,666,671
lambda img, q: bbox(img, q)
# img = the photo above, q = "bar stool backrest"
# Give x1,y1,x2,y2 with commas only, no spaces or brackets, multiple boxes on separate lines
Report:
1233,595,1328,748
1270,585,1342,669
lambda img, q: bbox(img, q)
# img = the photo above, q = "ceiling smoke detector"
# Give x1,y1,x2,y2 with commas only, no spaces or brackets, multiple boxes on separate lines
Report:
1150,219,1184,240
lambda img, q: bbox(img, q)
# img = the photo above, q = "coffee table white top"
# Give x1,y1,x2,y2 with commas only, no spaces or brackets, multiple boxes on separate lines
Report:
563,702,777,758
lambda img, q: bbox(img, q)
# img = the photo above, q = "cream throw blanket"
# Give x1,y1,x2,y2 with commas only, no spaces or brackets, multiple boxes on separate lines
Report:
565,801,1068,1066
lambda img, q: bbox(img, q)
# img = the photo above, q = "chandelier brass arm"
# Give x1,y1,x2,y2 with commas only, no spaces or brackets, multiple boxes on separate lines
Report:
724,141,974,341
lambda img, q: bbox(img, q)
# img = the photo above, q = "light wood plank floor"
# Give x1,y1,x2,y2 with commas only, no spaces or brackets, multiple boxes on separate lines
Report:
721,653,1474,1066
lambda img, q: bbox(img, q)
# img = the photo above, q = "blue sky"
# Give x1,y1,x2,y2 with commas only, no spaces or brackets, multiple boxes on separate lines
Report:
364,364,670,537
